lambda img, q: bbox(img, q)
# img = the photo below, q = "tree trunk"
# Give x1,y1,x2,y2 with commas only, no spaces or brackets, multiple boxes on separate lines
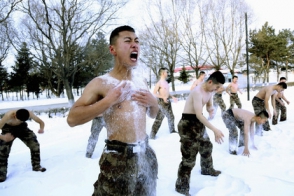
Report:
64,79,75,107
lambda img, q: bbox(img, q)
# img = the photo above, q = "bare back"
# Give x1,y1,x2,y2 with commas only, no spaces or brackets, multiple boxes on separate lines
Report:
183,84,213,114
255,85,276,100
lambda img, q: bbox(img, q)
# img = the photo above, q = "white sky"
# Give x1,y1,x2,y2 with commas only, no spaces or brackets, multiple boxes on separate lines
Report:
3,0,294,67
245,0,294,31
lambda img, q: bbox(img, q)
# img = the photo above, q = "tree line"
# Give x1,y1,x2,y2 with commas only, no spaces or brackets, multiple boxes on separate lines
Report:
0,0,293,104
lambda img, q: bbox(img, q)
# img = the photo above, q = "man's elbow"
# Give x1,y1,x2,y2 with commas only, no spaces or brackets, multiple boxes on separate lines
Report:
67,117,76,127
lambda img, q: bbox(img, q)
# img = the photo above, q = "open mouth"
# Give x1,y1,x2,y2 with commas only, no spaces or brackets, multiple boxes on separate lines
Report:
130,52,138,61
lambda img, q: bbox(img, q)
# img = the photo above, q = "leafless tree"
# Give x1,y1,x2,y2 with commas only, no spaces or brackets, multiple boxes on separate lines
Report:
179,0,210,79
140,0,183,91
0,0,22,24
204,0,252,74
16,0,127,105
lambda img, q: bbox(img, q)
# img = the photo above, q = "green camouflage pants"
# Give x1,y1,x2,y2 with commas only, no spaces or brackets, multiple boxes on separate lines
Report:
93,138,158,196
86,116,105,157
229,93,242,109
222,109,244,154
175,114,214,193
272,99,287,125
151,98,175,137
0,123,42,178
213,93,226,114
252,96,271,134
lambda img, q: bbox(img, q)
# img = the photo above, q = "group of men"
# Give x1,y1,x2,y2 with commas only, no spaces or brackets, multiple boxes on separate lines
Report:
0,25,290,196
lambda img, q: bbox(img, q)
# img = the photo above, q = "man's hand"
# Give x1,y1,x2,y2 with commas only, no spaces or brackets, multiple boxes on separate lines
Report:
105,81,131,105
207,107,214,119
132,89,157,108
214,129,224,144
1,133,15,142
172,96,178,103
242,148,250,157
38,129,44,134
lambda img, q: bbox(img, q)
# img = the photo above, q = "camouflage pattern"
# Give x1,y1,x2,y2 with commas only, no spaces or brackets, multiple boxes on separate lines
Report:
229,93,242,109
252,96,271,134
86,116,105,158
150,98,175,138
175,114,215,194
213,93,226,113
92,138,158,196
221,109,245,154
272,99,287,125
0,123,42,178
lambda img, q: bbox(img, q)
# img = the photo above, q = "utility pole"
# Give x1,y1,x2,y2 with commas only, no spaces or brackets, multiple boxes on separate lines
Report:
245,12,250,101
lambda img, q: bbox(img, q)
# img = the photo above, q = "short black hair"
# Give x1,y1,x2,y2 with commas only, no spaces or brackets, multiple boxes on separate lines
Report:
109,25,135,45
16,109,30,121
277,82,287,89
233,75,238,79
256,110,269,119
158,67,168,75
207,71,225,84
280,77,286,81
200,71,205,75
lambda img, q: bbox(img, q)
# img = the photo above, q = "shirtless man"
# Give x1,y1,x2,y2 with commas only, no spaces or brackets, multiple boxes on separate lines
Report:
222,108,269,156
226,75,242,109
175,71,225,195
190,71,206,90
252,82,287,135
150,67,178,139
0,109,46,182
272,77,290,125
67,26,159,196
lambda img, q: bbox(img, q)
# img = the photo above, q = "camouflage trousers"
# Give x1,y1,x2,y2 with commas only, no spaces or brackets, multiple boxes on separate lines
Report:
175,114,214,193
86,116,105,158
229,93,242,109
272,99,287,125
222,109,245,154
93,137,158,196
0,123,42,177
151,98,175,137
213,93,226,115
252,96,271,134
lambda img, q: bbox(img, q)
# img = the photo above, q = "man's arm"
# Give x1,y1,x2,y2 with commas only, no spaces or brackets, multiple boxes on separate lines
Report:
0,133,15,142
242,120,251,157
271,93,277,116
67,79,128,127
29,111,45,133
192,92,224,144
0,111,15,142
281,93,290,104
153,82,161,98
264,91,272,118
190,80,198,90
226,84,231,95
206,96,214,119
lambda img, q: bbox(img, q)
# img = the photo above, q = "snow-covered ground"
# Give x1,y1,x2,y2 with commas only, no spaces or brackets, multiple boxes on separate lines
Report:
0,81,294,196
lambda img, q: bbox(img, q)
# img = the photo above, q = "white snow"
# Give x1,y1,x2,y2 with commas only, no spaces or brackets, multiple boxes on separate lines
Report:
0,82,294,196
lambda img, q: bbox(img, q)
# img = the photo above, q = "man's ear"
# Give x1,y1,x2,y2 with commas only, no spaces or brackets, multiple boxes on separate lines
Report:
109,45,116,56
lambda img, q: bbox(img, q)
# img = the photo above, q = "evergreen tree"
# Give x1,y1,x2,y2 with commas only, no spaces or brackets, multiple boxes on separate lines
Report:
0,61,8,101
177,66,191,84
249,22,279,82
10,42,33,100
